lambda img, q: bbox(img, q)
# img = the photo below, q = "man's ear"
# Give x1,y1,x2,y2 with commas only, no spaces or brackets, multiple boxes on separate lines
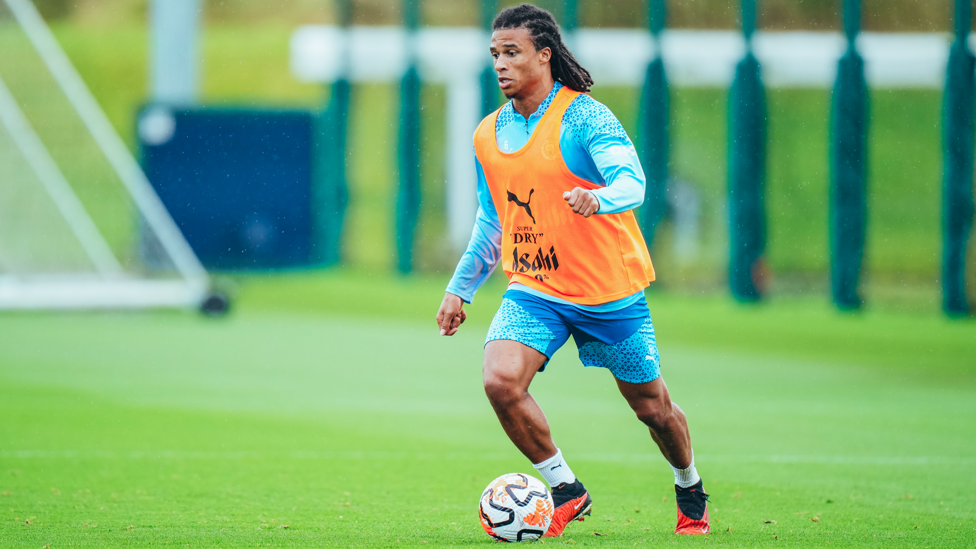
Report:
539,46,551,64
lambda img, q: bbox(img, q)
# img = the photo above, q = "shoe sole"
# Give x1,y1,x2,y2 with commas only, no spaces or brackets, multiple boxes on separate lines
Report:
543,497,593,537
575,501,593,521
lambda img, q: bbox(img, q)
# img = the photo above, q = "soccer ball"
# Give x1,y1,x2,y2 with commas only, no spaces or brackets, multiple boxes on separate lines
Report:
478,472,554,542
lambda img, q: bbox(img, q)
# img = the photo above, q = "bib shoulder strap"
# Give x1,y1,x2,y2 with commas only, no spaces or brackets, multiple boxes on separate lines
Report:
537,87,582,133
474,107,501,141
473,107,503,157
551,87,582,114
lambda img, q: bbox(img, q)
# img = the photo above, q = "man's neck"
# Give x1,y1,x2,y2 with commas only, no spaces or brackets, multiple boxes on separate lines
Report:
512,78,555,119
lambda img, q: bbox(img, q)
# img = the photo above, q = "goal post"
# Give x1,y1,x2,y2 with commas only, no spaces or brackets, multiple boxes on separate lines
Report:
0,0,212,310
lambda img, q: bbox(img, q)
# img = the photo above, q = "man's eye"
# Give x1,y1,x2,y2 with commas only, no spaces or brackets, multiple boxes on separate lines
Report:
507,51,517,57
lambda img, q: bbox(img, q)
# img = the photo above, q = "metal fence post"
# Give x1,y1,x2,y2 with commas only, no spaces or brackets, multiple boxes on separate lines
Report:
639,0,669,249
830,0,869,310
396,0,422,273
941,0,975,316
728,0,767,302
312,0,351,266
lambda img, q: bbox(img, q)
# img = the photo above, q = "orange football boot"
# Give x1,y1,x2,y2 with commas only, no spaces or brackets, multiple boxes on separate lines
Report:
542,480,592,537
674,480,710,535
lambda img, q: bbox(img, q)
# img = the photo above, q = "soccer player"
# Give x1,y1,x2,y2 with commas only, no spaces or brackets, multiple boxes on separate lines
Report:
435,3,710,537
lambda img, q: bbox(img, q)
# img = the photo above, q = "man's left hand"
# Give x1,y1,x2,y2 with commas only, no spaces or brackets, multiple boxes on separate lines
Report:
563,187,600,218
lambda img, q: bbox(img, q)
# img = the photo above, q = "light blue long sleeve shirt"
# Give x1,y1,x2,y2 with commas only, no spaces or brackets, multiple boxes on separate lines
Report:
446,83,648,312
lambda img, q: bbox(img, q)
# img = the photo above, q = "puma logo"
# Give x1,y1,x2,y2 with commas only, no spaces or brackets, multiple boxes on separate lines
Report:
507,189,536,224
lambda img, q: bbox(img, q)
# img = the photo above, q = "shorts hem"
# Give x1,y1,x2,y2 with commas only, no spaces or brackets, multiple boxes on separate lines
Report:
581,362,661,385
483,336,551,359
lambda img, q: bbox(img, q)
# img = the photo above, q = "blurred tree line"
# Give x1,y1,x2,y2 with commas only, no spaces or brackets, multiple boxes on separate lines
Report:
37,0,966,32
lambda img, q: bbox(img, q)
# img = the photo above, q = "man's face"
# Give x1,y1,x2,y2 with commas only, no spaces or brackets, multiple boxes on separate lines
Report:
490,27,551,99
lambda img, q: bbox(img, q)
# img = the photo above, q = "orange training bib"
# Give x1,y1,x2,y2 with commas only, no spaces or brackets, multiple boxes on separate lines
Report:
474,87,655,305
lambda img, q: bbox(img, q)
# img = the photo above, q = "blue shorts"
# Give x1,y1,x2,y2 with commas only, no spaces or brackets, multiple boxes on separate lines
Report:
485,290,661,384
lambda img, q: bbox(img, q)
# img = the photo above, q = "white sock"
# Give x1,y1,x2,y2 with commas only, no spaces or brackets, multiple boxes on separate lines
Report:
533,448,577,487
671,451,701,488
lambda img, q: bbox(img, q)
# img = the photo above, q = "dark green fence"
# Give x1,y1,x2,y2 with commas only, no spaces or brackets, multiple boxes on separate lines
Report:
378,0,970,316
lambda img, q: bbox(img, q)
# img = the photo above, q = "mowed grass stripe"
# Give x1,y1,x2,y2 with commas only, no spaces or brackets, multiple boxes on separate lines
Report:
4,450,973,466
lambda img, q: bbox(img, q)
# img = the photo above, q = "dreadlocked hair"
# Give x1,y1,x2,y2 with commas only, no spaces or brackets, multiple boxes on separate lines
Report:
492,3,594,93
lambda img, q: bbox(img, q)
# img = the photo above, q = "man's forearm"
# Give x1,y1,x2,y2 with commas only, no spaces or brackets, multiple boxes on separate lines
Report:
590,176,644,214
445,208,503,302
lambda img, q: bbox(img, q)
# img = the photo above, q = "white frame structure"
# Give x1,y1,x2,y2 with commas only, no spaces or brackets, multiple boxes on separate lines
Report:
0,0,209,310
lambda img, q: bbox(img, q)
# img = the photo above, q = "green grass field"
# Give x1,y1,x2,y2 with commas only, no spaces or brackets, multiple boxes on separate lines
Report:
1,271,974,547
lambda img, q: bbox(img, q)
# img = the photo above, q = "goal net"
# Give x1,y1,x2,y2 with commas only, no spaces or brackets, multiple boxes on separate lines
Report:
0,0,210,310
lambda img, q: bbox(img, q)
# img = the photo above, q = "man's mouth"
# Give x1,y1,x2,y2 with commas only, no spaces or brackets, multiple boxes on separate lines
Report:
498,77,513,89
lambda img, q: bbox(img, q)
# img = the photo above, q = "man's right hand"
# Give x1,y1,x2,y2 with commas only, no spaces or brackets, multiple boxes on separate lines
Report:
436,293,467,336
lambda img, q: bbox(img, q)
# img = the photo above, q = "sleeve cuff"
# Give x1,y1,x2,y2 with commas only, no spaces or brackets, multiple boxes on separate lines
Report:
444,286,473,304
589,190,604,214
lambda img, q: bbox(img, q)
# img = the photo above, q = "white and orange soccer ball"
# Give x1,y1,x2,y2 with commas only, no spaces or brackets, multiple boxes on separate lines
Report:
478,473,554,542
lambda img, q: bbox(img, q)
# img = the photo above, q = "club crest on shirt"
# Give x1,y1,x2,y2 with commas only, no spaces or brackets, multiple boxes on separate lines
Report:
540,138,557,160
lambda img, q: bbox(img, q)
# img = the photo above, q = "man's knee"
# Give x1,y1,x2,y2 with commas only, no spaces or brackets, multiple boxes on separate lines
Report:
482,341,543,407
632,396,672,430
483,362,523,408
